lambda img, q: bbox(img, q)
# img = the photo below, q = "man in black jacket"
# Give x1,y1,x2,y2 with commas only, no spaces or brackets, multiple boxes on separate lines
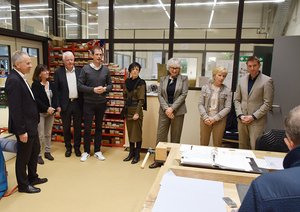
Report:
54,51,82,157
5,51,47,193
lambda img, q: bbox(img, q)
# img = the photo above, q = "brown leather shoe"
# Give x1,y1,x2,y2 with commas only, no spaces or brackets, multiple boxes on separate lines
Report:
149,161,163,169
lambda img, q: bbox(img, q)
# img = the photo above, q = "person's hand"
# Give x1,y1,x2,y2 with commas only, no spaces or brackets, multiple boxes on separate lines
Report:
240,115,254,124
19,133,28,143
133,113,139,120
165,107,174,117
204,118,215,126
56,107,61,113
94,86,106,94
167,113,175,119
47,107,56,115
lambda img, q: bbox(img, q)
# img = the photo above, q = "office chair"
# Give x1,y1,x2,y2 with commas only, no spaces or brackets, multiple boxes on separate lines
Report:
222,103,239,147
255,129,289,153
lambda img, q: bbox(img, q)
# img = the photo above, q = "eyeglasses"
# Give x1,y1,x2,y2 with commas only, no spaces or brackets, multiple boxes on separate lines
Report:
169,67,180,71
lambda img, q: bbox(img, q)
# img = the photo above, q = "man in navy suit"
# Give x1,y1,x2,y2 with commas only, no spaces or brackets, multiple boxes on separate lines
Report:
5,51,47,193
54,51,82,157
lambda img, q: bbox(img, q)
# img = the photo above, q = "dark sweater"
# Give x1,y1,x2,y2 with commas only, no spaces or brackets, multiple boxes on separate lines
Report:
78,64,112,104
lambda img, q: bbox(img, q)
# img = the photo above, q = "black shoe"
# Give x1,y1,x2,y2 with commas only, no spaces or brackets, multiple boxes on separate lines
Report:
149,161,163,169
65,150,72,157
131,156,140,164
30,178,48,186
75,150,81,157
44,152,54,161
38,156,44,165
131,148,140,164
19,185,41,193
123,152,134,161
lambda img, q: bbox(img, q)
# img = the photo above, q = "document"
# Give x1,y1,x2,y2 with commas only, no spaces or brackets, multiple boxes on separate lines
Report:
264,156,284,170
152,173,226,212
180,146,254,172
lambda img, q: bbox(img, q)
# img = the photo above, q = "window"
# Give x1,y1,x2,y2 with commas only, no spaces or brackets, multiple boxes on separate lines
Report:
22,47,39,64
0,45,10,77
0,0,13,30
20,0,50,36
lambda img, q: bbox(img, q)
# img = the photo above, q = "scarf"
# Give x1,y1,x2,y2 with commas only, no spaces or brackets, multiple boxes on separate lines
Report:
125,76,147,110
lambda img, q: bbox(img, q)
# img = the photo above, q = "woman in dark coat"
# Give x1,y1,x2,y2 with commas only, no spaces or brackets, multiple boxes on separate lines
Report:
123,62,147,164
31,64,59,164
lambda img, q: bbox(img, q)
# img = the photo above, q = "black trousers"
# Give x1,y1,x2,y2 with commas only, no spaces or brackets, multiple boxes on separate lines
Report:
60,100,82,152
83,102,106,153
16,134,40,190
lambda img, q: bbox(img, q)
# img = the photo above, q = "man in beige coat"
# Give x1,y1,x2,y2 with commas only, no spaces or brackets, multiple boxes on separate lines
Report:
234,56,274,149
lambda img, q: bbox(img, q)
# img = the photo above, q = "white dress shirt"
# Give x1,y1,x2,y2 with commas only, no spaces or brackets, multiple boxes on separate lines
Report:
65,67,78,99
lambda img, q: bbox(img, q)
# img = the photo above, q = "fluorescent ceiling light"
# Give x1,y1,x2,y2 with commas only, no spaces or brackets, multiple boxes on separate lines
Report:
158,0,178,28
20,15,49,19
20,4,48,8
66,23,79,26
98,0,285,9
0,17,12,20
208,9,215,28
0,6,10,9
20,8,51,12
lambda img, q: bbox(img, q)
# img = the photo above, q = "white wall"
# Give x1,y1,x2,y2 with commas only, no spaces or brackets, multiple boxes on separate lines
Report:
181,90,201,145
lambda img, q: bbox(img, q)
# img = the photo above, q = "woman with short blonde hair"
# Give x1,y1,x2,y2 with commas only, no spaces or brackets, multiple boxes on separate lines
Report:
198,66,231,147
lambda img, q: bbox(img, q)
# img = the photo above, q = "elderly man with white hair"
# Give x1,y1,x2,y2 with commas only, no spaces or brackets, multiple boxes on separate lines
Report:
54,51,83,158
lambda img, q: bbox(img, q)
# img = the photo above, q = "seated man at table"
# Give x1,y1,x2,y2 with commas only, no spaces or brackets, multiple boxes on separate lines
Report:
239,105,300,212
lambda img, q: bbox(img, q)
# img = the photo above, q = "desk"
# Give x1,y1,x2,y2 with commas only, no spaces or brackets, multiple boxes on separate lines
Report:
141,142,286,211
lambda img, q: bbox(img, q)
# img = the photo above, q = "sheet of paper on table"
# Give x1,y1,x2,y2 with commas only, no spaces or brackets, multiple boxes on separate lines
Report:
153,171,226,212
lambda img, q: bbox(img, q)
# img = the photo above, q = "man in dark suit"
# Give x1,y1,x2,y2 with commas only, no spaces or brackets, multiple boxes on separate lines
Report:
54,51,82,157
5,51,47,193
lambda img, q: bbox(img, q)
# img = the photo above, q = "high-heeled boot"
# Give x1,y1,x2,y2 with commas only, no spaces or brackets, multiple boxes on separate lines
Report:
131,141,141,164
123,142,135,161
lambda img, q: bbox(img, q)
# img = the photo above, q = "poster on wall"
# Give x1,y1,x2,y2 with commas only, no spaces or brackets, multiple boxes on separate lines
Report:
239,56,264,78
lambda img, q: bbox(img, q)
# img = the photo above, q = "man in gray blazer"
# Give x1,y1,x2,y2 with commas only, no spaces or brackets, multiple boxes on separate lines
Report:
234,56,274,149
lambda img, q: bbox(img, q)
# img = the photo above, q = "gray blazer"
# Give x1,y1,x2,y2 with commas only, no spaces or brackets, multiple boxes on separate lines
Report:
158,75,188,116
199,82,232,121
234,72,274,121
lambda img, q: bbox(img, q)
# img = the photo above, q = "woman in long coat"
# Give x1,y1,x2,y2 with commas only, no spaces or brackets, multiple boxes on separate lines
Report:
123,62,147,164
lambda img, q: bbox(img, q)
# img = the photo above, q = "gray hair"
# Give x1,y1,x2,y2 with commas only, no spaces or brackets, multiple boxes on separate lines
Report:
12,51,28,67
166,58,182,70
285,105,300,145
62,51,74,61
